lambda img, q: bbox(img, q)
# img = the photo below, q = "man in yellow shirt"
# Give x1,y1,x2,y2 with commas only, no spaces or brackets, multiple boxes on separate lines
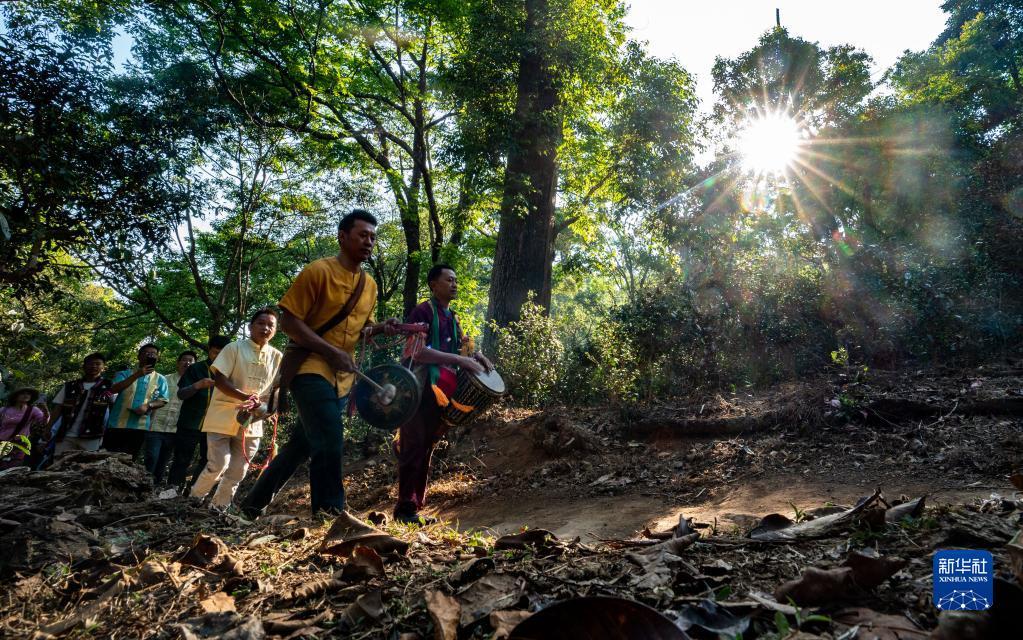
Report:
191,309,283,509
241,209,396,517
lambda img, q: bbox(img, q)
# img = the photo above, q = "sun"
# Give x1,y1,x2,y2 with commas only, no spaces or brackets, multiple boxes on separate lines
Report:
736,112,803,175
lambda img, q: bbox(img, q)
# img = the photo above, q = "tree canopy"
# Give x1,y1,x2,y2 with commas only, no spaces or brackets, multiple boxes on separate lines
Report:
0,0,1020,402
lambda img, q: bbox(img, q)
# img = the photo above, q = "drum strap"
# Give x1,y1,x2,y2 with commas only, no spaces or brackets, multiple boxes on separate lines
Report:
427,299,473,413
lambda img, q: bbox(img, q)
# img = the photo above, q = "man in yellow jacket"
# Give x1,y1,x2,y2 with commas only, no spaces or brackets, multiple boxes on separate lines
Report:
191,308,282,510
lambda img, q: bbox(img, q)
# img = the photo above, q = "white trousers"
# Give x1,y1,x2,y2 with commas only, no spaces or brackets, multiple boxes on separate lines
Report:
190,432,259,508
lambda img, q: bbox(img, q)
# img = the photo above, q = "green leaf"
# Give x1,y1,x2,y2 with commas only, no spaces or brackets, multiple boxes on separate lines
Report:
774,611,790,635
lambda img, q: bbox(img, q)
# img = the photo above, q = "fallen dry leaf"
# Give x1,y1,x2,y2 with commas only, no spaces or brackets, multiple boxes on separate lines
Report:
285,577,357,602
885,496,926,523
259,514,299,527
139,560,174,586
262,610,329,636
40,575,128,635
490,609,532,640
286,527,309,541
199,592,236,614
700,559,733,576
642,526,674,540
341,591,385,627
626,531,701,588
425,589,460,640
506,596,685,639
931,610,991,640
179,534,228,567
341,545,386,581
245,534,276,548
775,566,854,606
746,591,797,615
833,607,928,639
457,573,522,626
651,532,700,556
748,513,794,538
494,529,559,554
843,549,906,588
178,534,243,576
752,490,881,541
675,599,749,638
320,512,409,557
447,557,495,586
172,612,264,640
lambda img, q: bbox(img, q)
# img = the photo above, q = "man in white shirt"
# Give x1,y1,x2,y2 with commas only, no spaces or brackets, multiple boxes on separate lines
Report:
191,309,283,510
143,350,196,484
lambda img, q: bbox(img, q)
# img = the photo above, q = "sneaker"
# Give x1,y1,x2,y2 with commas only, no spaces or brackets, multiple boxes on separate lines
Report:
394,511,437,526
240,506,263,521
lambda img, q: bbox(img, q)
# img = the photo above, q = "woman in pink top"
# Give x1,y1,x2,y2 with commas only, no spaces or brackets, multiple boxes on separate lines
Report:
0,387,49,470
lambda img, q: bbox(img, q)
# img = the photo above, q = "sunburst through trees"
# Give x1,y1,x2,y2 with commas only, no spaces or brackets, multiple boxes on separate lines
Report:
735,110,805,176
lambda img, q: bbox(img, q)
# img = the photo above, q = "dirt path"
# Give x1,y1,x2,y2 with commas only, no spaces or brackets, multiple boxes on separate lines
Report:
434,473,1014,539
329,363,1023,541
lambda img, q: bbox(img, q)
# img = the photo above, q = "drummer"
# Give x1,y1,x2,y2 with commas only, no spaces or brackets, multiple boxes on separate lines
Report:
395,264,493,525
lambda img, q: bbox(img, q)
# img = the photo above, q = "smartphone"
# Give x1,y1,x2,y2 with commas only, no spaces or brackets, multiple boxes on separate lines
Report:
143,354,158,368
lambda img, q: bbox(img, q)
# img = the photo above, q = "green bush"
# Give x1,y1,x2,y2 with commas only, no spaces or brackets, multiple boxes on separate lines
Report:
491,296,563,407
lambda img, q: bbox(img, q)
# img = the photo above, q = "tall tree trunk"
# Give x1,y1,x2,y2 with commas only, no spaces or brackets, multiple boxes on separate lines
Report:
486,0,562,334
400,172,423,317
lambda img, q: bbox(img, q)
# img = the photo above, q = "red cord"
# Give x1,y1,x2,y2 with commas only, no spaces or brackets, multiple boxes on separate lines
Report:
241,413,278,472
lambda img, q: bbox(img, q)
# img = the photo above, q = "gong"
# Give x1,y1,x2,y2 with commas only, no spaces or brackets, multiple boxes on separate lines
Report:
353,364,421,429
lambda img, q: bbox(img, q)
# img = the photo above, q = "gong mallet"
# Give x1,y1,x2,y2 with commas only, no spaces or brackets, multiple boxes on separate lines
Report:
354,369,397,406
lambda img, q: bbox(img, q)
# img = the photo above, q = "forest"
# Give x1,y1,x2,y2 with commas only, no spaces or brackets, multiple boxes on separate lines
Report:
1,0,1022,638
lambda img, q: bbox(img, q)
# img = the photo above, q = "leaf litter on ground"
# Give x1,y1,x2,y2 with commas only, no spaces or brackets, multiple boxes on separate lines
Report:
4,359,1023,638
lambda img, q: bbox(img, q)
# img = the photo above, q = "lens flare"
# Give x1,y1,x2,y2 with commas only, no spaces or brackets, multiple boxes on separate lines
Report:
737,112,803,175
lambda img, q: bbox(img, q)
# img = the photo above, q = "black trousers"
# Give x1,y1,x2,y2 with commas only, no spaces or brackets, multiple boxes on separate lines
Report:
240,426,309,518
143,432,176,484
240,376,348,518
101,428,146,459
167,430,208,488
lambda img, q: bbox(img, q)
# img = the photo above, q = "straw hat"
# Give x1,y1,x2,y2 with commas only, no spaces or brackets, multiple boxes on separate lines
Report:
7,387,40,406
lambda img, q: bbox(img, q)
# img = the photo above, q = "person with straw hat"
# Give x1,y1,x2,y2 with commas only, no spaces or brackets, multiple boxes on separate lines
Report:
0,387,48,470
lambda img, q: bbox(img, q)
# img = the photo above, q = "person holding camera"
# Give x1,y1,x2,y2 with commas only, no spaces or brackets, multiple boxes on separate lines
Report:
102,343,169,457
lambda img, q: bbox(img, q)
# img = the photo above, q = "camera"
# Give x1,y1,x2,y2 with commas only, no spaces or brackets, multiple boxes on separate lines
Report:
143,354,158,368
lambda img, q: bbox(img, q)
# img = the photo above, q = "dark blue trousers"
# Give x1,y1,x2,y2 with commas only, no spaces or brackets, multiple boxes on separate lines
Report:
241,374,347,517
